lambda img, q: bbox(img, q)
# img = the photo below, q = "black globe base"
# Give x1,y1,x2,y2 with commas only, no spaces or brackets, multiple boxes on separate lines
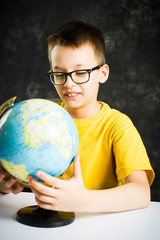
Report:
16,205,75,228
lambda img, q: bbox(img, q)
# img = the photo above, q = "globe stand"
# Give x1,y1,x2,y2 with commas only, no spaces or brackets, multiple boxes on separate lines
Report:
16,205,75,227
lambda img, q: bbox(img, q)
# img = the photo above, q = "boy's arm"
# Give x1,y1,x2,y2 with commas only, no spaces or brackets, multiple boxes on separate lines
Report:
86,170,150,212
28,155,150,213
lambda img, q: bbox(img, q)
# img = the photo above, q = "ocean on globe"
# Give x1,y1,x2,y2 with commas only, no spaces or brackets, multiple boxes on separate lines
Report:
0,98,79,187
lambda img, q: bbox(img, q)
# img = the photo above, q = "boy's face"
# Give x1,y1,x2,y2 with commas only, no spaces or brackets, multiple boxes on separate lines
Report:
50,44,108,117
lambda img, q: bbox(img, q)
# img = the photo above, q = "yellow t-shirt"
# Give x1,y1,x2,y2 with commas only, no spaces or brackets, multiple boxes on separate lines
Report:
60,102,154,190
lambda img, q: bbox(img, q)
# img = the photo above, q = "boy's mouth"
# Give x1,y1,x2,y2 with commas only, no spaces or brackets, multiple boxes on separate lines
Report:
65,92,80,98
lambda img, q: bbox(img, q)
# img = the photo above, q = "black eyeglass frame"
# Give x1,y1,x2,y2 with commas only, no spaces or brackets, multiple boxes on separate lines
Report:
47,65,103,85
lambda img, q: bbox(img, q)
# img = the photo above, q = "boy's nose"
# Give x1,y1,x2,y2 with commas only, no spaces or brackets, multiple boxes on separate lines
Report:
64,75,76,87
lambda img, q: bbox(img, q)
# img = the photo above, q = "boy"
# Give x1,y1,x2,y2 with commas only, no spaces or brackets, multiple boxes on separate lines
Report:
0,21,154,213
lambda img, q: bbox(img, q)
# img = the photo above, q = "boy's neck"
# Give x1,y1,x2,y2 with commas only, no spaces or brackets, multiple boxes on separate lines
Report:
64,101,102,119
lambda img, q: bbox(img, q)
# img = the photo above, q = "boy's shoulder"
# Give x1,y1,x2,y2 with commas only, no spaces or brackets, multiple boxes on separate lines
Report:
98,102,136,134
100,101,132,122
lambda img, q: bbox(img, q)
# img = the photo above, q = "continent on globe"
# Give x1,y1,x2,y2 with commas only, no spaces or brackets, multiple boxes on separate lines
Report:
0,159,29,182
0,98,79,187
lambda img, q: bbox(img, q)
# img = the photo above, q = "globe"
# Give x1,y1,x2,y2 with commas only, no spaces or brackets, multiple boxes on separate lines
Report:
0,98,79,187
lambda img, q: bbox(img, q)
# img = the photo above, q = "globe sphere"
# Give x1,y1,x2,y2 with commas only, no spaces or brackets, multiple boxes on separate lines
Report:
0,98,79,187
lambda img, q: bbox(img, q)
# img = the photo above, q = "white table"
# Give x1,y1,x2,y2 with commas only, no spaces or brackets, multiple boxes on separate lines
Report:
0,192,160,240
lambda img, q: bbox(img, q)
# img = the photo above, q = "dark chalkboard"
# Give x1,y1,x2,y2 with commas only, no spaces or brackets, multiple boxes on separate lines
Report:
0,0,160,201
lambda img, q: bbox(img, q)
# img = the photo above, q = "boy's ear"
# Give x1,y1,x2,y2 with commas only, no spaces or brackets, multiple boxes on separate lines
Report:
99,64,109,84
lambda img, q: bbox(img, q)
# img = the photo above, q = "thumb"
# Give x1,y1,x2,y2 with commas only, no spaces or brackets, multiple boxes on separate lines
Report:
73,154,83,182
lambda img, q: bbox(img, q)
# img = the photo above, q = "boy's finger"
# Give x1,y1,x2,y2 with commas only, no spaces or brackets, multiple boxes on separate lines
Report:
12,184,24,194
28,175,61,198
5,177,17,188
35,171,64,189
73,154,83,181
0,172,6,181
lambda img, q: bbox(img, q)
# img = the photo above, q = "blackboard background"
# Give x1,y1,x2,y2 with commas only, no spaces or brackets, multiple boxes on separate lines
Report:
0,0,159,201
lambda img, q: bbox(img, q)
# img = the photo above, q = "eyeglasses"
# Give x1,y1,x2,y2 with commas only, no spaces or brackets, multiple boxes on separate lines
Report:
47,65,102,85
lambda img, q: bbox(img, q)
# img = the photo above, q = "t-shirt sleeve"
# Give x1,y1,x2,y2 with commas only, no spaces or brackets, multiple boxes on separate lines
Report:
112,112,155,185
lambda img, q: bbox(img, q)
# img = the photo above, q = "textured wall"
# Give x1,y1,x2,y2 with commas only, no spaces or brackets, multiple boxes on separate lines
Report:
0,0,159,200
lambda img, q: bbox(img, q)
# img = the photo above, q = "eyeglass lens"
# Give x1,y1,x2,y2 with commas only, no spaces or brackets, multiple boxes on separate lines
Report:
50,70,89,84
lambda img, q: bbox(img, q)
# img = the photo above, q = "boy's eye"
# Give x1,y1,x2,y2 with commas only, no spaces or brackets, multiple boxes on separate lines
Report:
54,73,64,78
76,71,87,76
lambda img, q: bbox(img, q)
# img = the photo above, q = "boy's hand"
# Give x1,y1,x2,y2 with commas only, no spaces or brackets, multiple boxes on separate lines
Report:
28,155,89,212
0,170,24,194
